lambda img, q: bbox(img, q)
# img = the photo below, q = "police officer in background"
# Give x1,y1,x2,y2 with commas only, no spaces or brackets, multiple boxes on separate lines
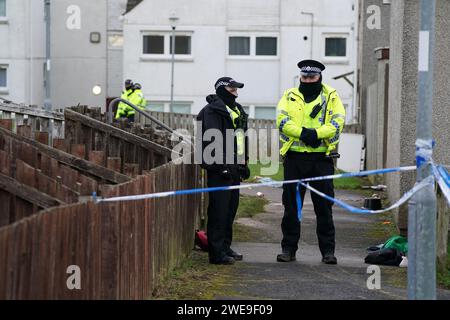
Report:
129,83,147,112
132,83,147,110
115,79,135,120
197,77,250,265
276,60,345,264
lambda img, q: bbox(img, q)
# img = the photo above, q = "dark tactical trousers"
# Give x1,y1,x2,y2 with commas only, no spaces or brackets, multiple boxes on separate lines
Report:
281,151,336,257
206,171,240,262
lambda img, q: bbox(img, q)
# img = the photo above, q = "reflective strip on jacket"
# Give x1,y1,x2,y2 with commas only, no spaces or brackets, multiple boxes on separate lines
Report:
276,84,346,156
226,105,245,156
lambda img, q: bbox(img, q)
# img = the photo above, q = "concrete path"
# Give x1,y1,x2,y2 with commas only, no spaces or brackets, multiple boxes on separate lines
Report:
221,186,450,300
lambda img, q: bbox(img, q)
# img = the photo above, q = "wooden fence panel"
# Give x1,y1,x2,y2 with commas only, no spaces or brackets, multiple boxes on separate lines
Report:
0,156,203,299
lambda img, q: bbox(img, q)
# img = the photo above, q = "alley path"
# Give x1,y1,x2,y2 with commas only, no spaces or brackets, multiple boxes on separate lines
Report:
219,186,450,300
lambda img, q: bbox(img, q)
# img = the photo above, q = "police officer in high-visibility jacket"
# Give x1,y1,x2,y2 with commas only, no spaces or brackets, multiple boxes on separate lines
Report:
130,83,147,110
115,79,135,120
126,83,147,121
276,60,345,265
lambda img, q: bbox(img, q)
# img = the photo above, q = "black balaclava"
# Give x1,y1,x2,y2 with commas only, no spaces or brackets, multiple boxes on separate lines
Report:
299,75,323,103
216,86,237,108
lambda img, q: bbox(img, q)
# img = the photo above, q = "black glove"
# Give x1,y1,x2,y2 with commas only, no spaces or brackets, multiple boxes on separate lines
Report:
219,165,233,180
238,165,251,181
300,127,321,148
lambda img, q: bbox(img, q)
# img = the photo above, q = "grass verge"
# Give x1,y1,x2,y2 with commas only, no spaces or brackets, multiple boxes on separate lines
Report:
234,194,271,242
151,250,238,300
247,162,284,182
233,223,270,242
237,194,269,218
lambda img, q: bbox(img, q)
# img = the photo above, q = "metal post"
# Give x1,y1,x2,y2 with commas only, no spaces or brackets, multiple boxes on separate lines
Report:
44,0,51,111
301,12,314,59
170,26,176,112
408,0,437,300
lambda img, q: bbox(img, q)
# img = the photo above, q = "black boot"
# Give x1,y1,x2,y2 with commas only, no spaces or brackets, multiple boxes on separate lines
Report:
209,255,235,265
276,250,296,262
226,249,243,261
322,253,337,265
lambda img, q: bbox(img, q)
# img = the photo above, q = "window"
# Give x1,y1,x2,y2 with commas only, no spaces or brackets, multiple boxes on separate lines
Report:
0,0,6,17
325,38,347,57
170,36,191,55
147,102,164,112
229,37,250,56
142,33,193,57
143,35,164,54
255,107,276,120
0,66,7,88
228,35,278,58
171,103,191,114
256,37,277,56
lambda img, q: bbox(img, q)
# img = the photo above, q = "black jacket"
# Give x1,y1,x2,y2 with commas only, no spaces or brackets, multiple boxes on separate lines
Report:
196,94,249,173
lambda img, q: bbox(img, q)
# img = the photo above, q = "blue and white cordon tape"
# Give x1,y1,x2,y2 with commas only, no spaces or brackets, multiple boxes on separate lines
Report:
432,164,450,207
93,164,450,221
94,166,417,204
92,164,450,222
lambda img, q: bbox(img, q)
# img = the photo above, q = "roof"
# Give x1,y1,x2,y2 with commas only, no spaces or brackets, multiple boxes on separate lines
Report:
125,0,143,14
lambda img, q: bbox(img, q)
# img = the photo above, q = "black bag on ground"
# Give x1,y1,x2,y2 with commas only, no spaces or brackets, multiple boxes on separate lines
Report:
364,248,403,266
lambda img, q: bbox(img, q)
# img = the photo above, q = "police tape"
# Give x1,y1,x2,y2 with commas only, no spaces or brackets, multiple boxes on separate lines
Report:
295,175,435,221
433,165,450,207
94,165,417,204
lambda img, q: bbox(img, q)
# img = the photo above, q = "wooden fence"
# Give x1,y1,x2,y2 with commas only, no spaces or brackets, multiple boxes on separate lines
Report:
0,125,131,227
65,107,173,174
0,104,207,299
0,101,65,143
0,161,205,299
138,111,278,156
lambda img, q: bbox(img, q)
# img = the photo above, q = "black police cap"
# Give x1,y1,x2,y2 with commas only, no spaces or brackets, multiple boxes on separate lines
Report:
214,77,244,91
297,59,326,74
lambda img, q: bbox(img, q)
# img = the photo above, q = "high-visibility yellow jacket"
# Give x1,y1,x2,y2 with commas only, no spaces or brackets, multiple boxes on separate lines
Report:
127,89,147,115
276,84,346,156
115,89,134,119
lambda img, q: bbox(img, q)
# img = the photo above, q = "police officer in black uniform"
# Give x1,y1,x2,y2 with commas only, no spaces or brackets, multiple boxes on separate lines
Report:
197,77,250,265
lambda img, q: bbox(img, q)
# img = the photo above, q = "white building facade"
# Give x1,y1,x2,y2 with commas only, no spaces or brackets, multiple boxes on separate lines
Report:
0,0,128,109
0,0,46,106
123,0,358,122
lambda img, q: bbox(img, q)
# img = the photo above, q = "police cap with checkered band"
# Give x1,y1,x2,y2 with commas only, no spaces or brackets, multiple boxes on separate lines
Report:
214,77,244,91
297,59,326,76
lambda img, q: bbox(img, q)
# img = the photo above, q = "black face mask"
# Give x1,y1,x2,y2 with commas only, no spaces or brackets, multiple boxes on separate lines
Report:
299,76,322,103
216,86,237,108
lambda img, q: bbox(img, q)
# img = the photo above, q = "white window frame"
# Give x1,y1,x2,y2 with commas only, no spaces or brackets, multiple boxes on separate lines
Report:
141,31,194,62
227,33,279,60
322,33,349,64
0,65,8,94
